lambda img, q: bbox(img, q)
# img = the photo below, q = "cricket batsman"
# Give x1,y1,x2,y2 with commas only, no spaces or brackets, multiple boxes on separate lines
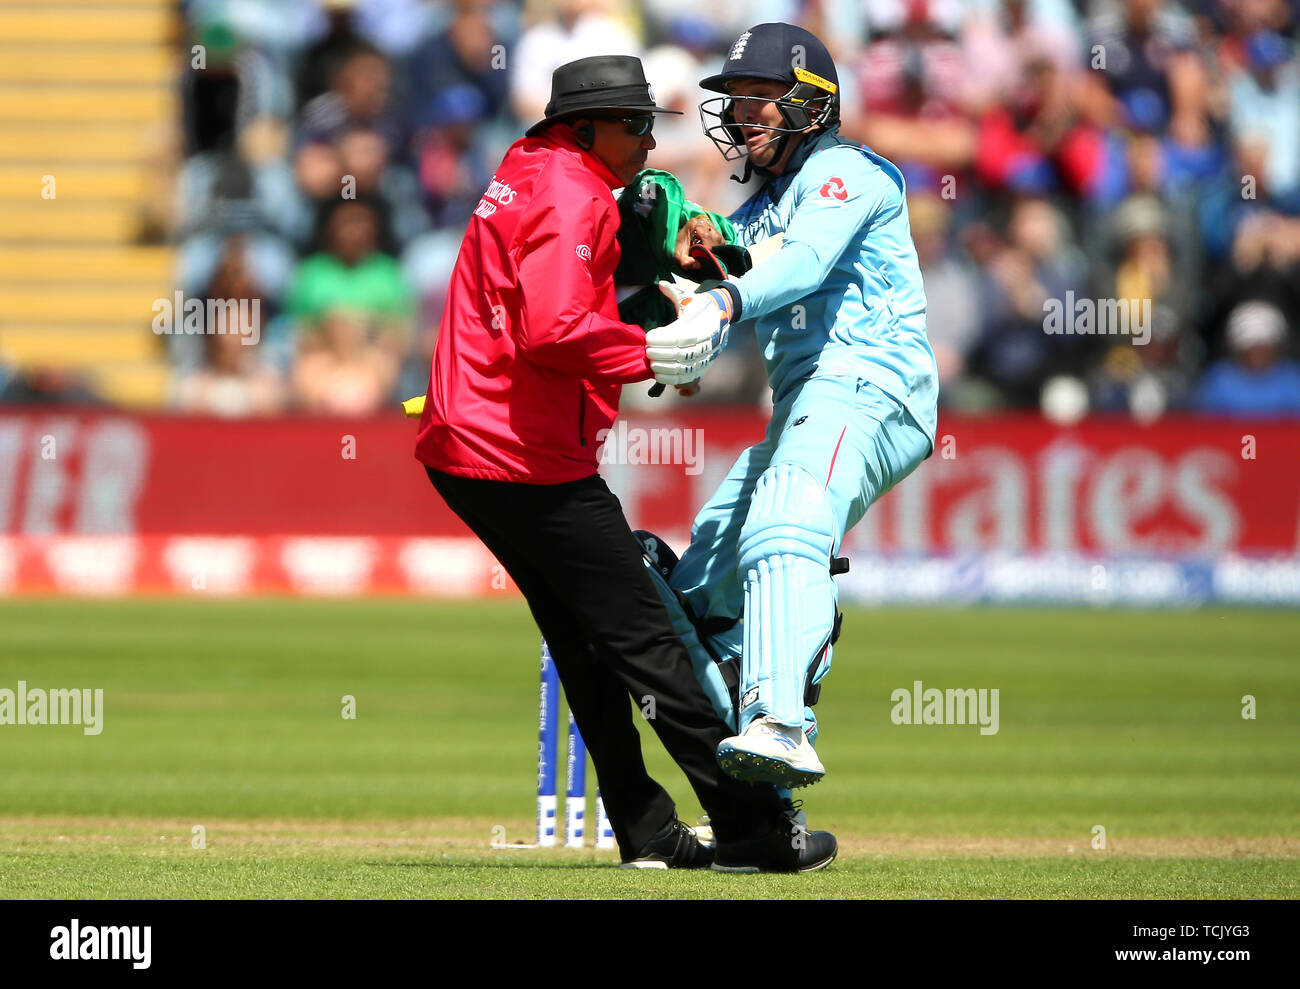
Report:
641,23,939,789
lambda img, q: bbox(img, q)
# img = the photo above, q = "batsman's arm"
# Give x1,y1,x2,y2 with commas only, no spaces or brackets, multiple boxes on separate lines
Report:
728,152,894,322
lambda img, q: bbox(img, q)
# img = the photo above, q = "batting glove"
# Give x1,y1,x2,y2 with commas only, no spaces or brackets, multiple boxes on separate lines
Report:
645,288,734,386
656,279,693,317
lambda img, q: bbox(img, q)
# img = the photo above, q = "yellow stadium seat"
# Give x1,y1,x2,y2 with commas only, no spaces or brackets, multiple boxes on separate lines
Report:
0,125,161,162
0,166,157,203
0,204,143,242
90,360,173,410
0,0,176,408
0,325,163,366
0,246,172,282
0,87,173,124
0,48,174,85
0,9,174,45
0,286,166,324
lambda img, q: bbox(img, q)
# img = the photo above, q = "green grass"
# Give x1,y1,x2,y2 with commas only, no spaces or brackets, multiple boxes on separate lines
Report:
0,599,1297,898
5,847,1295,899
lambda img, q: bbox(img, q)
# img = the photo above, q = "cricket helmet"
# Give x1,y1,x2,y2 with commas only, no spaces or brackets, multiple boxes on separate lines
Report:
698,23,840,168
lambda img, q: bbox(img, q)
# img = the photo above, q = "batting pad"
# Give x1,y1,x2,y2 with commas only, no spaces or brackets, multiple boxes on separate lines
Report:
737,464,838,730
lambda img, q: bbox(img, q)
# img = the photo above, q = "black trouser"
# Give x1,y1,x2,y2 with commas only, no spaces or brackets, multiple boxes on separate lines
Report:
426,466,783,856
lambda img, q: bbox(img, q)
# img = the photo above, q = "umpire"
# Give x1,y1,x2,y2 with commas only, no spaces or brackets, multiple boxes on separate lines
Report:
415,56,810,869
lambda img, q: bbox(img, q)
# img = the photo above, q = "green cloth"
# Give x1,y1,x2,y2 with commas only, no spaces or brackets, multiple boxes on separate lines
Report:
615,169,741,331
633,168,737,267
287,252,414,327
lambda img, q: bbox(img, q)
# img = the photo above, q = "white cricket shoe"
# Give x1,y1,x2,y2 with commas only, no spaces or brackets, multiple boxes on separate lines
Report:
716,716,825,788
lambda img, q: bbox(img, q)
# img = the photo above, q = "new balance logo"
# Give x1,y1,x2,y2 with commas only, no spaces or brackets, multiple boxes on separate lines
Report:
740,687,759,709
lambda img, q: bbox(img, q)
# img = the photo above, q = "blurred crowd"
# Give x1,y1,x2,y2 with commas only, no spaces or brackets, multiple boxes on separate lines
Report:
164,0,1300,419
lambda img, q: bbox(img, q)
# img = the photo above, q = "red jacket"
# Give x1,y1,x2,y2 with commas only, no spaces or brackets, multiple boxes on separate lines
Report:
415,127,652,483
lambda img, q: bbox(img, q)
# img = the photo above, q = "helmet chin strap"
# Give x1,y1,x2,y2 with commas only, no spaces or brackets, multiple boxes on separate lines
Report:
732,128,801,184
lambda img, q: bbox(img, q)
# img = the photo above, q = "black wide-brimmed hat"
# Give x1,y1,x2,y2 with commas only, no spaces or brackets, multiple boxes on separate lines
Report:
526,55,681,137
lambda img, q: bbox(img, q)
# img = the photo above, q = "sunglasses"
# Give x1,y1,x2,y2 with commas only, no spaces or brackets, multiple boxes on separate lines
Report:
595,114,655,137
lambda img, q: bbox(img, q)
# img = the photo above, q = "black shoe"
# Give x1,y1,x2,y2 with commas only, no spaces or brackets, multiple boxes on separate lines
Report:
712,815,837,873
620,818,715,870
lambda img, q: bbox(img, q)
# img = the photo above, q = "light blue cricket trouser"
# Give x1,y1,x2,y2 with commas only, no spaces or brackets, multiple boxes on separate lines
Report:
660,374,933,735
